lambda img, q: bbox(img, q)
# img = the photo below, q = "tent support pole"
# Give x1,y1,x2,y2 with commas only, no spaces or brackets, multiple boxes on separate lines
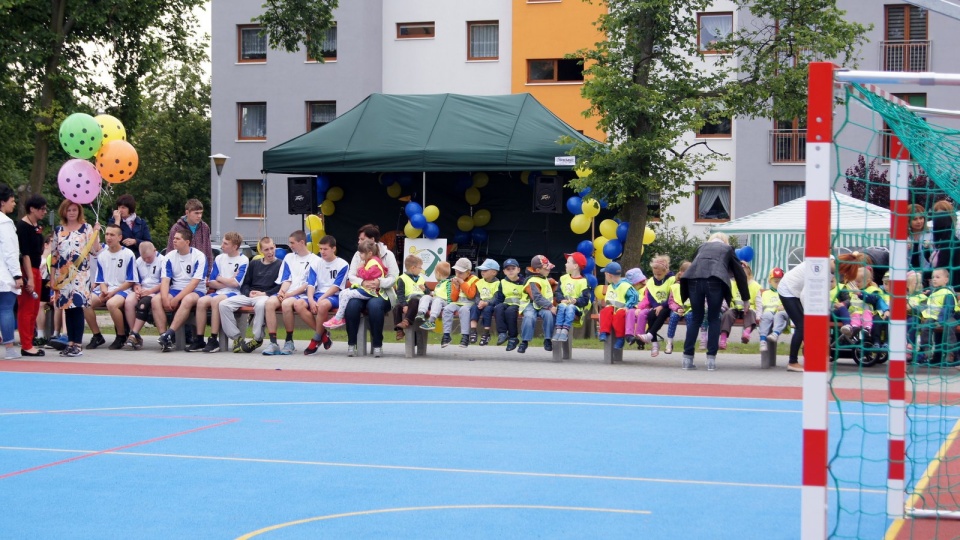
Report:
422,172,426,206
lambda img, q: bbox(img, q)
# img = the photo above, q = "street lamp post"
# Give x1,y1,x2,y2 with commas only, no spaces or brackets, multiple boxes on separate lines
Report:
209,153,229,243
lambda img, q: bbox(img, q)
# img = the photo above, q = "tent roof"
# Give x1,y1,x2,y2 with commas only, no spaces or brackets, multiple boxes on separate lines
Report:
711,192,891,235
262,93,598,174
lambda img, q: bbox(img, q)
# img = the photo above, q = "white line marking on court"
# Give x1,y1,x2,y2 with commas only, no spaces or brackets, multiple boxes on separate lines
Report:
0,445,885,494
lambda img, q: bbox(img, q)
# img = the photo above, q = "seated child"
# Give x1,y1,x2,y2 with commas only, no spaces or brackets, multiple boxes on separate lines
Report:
905,271,926,361
494,259,524,350
758,267,790,353
553,252,592,343
393,254,427,340
597,262,639,350
518,255,557,353
921,267,954,365
842,267,889,347
324,239,385,329
665,261,692,354
632,255,676,356
622,268,648,345
441,258,479,348
470,259,501,346
418,262,457,330
720,262,761,348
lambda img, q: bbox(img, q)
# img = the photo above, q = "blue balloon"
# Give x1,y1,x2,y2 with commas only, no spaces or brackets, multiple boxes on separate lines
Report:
602,239,623,259
455,174,473,193
378,173,393,186
584,256,596,274
586,272,598,294
735,248,742,260
405,202,423,219
306,232,312,243
566,196,583,215
577,239,594,256
423,222,440,239
616,222,629,243
315,175,330,195
740,245,754,263
454,231,471,244
275,248,288,260
579,187,592,197
397,173,413,187
471,227,488,244
409,213,427,229
599,199,608,209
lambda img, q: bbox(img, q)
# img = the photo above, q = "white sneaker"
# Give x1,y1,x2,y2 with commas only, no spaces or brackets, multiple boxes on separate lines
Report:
373,347,382,358
281,340,296,355
664,340,673,354
347,345,357,357
261,342,282,355
639,333,654,344
768,333,779,343
759,340,768,353
651,341,660,357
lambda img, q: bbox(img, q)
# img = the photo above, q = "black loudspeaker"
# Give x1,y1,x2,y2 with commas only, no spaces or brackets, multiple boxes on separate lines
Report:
287,176,317,215
532,175,563,213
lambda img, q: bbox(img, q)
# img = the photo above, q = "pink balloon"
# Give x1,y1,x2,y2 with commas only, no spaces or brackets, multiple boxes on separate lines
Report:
57,159,102,205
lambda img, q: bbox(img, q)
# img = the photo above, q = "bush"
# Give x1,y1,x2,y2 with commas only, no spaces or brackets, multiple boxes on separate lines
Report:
637,222,709,273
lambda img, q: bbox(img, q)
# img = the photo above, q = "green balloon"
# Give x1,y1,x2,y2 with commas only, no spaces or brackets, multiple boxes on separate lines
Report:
59,113,103,159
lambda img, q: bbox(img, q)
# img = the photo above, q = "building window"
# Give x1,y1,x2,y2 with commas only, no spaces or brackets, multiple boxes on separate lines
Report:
306,101,336,132
883,93,925,160
397,22,435,39
238,180,264,218
238,103,267,140
467,21,499,60
647,192,662,222
698,13,733,53
775,182,805,205
238,25,267,62
307,24,337,61
696,115,732,138
695,182,731,222
527,59,584,83
770,118,806,163
883,5,929,71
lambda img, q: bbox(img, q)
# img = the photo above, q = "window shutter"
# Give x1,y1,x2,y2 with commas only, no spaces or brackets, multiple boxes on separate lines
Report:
886,6,905,40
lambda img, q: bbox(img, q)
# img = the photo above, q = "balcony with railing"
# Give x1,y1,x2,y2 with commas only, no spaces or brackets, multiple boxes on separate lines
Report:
881,40,930,72
769,129,806,164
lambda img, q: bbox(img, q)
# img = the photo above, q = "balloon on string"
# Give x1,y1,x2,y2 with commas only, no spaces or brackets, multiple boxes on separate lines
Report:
454,231,471,244
473,209,491,227
566,196,583,215
577,239,594,257
320,200,336,216
94,114,126,143
423,222,440,239
471,227,488,244
575,166,592,179
409,213,427,230
643,227,656,245
579,187,592,197
316,175,330,195
593,236,609,253
386,182,402,198
95,140,139,183
405,201,423,219
306,232,312,243
457,215,474,232
570,214,591,235
58,159,102,205
585,272,598,292
465,187,481,206
397,173,413,188
472,172,489,188
599,219,618,239
520,171,531,184
423,205,440,222
616,222,629,243
305,214,323,232
326,186,344,202
403,221,422,238
599,200,609,209
275,248,288,260
59,113,103,159
377,173,391,186
594,285,606,301
602,239,623,260
595,251,612,269
739,245,755,263
581,198,601,218
585,257,596,275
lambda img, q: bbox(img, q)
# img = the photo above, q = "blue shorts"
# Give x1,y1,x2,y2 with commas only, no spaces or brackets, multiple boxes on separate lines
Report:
207,291,237,299
113,290,129,299
314,295,339,309
170,289,203,299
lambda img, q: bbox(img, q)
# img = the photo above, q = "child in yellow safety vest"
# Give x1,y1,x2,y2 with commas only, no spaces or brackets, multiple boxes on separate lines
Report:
921,267,955,365
518,255,557,354
417,262,457,330
841,267,890,347
494,258,524,350
597,262,640,350
665,261,693,354
441,258,480,348
758,268,790,353
392,254,427,340
469,259,501,346
719,262,761,349
629,254,676,357
905,271,926,361
552,252,592,343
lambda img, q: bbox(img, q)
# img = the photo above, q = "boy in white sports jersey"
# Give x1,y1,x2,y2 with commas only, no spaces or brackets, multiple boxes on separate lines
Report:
186,231,250,353
155,229,208,352
86,224,138,350
302,235,349,355
263,230,319,355
124,241,165,350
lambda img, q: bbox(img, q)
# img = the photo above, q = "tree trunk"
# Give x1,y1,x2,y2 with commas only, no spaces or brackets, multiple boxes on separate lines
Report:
619,195,648,270
28,0,69,201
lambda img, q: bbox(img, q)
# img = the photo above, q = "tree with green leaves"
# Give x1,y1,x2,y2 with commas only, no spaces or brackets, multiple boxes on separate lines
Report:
567,0,869,269
254,0,339,63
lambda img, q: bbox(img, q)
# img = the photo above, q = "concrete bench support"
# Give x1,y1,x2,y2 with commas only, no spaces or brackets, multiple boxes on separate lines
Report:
404,327,429,358
603,336,623,364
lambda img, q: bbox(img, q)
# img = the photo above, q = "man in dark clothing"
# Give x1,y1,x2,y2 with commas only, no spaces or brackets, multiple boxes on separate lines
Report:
166,198,213,274
16,195,48,356
218,236,282,353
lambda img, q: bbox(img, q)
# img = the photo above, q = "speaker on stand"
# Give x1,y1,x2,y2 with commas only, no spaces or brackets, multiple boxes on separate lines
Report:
287,176,318,215
532,175,563,213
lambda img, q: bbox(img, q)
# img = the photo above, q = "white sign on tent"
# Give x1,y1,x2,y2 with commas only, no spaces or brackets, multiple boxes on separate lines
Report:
404,238,447,282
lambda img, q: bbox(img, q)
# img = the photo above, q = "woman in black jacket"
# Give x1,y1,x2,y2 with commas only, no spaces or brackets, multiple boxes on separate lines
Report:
679,232,750,371
107,194,151,258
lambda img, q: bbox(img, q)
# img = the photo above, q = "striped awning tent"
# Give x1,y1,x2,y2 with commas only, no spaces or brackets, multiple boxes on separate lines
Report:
711,192,890,287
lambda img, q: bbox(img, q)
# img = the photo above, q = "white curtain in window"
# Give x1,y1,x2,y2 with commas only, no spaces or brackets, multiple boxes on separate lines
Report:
703,15,733,42
241,28,267,58
240,182,264,216
699,185,731,218
321,26,337,55
777,184,805,204
241,105,266,138
310,103,336,125
470,24,499,58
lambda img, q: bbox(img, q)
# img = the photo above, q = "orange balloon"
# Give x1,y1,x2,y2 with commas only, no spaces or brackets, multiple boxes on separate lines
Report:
96,140,139,184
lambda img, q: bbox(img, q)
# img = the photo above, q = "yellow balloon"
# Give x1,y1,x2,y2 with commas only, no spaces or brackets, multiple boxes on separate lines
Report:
570,214,591,235
326,186,344,202
404,222,422,238
472,172,489,188
94,114,126,143
594,285,606,300
473,209,491,227
581,198,601,218
305,214,323,232
423,205,440,222
465,187,481,206
320,200,336,216
306,241,315,254
596,252,612,268
386,182,401,198
575,166,592,178
643,227,656,245
520,171,530,184
311,227,324,244
599,219,618,239
457,215,474,232
594,236,609,253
